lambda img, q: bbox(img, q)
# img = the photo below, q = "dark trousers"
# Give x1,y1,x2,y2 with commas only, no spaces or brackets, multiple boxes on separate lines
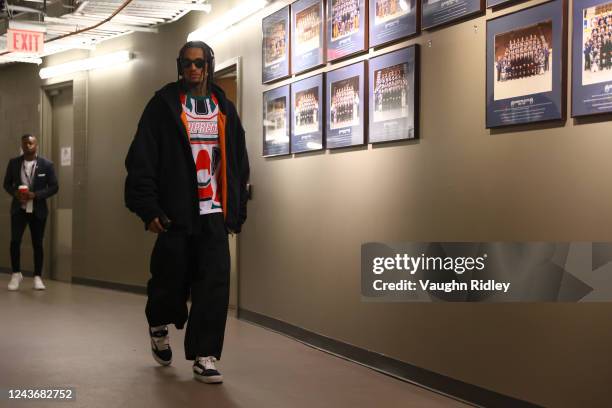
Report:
145,213,230,361
10,210,47,276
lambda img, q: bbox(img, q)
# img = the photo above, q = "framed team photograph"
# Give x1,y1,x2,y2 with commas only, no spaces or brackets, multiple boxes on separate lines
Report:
571,0,612,117
263,85,291,157
368,45,419,143
327,0,368,62
422,0,483,30
292,0,326,74
486,0,567,128
326,61,366,148
291,74,325,153
370,0,419,47
262,6,291,84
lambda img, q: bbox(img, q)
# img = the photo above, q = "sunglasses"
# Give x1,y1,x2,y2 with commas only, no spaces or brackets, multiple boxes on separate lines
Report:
180,58,206,69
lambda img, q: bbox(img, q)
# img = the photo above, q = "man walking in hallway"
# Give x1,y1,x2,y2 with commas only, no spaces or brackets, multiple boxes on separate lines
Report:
125,41,250,384
3,134,59,291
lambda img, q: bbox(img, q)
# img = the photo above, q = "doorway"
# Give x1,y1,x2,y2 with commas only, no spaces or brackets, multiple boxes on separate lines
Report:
41,83,74,283
215,57,242,312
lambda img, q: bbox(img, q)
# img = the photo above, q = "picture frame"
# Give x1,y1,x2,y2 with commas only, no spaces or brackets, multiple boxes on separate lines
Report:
571,0,612,117
486,0,523,8
486,0,567,128
291,73,325,153
326,61,366,148
422,0,483,30
369,0,419,47
368,45,419,143
327,0,368,62
263,85,291,157
291,0,326,74
262,6,291,84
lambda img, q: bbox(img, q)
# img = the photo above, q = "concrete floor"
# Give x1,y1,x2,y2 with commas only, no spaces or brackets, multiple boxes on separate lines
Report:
0,276,471,408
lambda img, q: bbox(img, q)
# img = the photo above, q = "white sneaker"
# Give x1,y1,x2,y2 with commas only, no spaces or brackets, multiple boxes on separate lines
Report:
8,273,23,291
33,276,46,290
149,325,172,366
193,356,223,384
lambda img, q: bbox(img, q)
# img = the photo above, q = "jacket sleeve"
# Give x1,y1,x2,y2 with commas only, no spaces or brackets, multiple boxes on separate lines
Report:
235,115,250,232
3,160,16,197
34,161,59,199
124,98,165,228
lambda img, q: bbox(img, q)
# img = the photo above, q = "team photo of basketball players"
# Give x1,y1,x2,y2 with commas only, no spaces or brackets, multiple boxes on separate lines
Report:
369,47,417,142
265,97,289,144
493,21,553,100
582,3,612,85
296,3,322,55
264,20,287,67
330,76,361,129
265,97,288,138
263,85,290,155
331,0,361,41
373,63,410,122
375,0,411,25
294,88,320,135
263,6,290,83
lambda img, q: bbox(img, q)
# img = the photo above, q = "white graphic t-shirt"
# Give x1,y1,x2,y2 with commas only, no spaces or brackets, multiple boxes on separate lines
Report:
181,93,223,215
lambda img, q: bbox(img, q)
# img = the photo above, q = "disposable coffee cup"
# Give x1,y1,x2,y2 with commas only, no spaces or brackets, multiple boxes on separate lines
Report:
19,185,33,213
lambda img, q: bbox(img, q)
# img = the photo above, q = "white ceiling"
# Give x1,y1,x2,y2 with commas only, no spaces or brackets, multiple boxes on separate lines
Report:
0,0,211,64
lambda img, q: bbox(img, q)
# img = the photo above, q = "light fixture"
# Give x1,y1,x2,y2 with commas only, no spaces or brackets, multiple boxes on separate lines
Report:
0,55,43,65
39,50,132,79
187,0,268,41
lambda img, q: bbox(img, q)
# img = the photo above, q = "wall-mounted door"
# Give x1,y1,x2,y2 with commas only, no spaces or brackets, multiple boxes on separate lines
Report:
42,84,74,283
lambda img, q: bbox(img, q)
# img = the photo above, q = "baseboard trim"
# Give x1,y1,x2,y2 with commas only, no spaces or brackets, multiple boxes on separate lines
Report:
1,267,34,277
237,308,542,408
71,276,146,295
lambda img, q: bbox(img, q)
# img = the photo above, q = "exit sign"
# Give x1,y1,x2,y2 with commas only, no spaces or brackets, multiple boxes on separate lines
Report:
7,29,45,54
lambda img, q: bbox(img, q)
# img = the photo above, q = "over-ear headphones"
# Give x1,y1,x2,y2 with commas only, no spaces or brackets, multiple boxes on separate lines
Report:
177,41,216,92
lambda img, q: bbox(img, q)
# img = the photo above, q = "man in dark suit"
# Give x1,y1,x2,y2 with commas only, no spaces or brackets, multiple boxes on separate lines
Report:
3,134,58,291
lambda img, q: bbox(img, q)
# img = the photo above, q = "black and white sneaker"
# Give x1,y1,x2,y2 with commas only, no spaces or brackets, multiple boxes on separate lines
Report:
149,325,172,366
193,356,223,384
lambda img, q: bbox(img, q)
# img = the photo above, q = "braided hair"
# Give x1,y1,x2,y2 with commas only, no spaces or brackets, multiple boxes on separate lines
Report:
177,41,216,95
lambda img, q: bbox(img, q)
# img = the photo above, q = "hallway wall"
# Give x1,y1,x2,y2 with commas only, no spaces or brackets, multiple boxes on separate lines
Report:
0,64,41,273
1,1,611,406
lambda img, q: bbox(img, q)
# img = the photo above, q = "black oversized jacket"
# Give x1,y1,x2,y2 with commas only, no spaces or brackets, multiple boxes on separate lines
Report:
3,156,59,220
124,81,250,234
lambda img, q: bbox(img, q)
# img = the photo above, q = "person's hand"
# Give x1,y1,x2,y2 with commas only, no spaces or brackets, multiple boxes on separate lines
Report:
26,191,35,200
147,218,166,234
16,191,27,204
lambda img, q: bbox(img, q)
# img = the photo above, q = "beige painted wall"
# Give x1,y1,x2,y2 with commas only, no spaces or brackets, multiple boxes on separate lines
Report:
0,64,41,273
1,0,611,406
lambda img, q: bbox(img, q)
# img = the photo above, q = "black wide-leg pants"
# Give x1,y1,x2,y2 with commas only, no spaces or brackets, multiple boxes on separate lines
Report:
145,213,230,361
10,210,47,276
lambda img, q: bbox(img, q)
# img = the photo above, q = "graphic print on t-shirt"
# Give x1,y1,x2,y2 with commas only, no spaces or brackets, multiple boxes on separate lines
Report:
181,93,223,215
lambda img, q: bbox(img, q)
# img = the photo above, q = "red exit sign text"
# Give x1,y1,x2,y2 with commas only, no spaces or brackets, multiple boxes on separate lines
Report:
7,29,45,53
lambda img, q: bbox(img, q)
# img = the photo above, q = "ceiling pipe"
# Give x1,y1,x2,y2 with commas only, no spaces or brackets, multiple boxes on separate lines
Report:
0,0,209,61
5,4,46,14
43,16,158,32
0,0,134,56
